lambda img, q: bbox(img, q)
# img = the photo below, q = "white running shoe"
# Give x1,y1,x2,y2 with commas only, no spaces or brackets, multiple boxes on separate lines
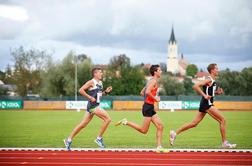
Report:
115,118,128,126
222,141,237,148
169,130,176,146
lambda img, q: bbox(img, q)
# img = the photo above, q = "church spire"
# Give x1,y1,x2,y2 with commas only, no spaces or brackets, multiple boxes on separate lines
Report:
169,26,176,44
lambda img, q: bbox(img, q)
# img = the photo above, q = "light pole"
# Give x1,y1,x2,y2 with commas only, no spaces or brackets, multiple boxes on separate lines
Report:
75,54,81,112
75,55,78,101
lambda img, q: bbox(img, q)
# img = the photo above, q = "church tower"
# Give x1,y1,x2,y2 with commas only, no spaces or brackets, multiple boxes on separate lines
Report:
167,26,179,74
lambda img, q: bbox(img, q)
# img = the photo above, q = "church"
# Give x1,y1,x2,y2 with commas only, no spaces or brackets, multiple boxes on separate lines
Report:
167,27,188,76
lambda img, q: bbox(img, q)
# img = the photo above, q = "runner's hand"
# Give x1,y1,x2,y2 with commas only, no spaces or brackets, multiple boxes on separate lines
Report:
105,86,113,93
216,87,224,95
89,97,96,103
204,95,212,100
155,96,160,102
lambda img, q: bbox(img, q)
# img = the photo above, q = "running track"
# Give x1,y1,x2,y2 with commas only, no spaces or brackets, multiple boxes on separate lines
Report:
0,148,252,166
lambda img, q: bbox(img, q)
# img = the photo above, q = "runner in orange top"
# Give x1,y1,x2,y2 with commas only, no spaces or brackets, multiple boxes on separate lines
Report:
145,84,158,105
115,65,166,152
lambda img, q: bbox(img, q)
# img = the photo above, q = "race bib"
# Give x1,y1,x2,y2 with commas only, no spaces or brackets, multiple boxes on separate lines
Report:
213,85,216,97
96,92,102,103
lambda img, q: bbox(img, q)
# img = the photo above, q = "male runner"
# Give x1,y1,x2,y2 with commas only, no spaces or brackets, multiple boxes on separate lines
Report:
64,68,112,150
115,65,166,151
170,63,236,148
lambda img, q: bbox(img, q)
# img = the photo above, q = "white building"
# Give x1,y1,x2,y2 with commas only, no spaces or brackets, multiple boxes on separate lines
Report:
167,27,188,76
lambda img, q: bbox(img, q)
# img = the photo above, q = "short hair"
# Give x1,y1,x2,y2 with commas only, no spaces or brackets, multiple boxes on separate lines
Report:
207,63,217,73
150,65,160,76
92,67,102,76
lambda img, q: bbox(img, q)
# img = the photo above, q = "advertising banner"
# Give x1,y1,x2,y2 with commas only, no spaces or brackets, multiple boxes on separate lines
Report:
182,101,200,109
0,100,23,109
159,101,182,110
66,100,112,110
66,101,88,109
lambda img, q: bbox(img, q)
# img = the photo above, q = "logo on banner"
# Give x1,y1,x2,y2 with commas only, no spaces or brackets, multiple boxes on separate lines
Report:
0,101,23,109
159,101,182,109
66,101,88,109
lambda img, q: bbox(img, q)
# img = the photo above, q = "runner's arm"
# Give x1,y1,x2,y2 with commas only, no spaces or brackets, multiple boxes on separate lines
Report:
193,78,212,100
79,80,96,102
140,87,145,96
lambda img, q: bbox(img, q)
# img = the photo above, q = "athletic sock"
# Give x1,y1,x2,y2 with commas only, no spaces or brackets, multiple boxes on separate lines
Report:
97,136,102,140
67,138,72,142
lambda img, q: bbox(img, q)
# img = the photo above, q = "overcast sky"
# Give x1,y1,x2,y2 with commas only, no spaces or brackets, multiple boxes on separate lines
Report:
0,0,252,71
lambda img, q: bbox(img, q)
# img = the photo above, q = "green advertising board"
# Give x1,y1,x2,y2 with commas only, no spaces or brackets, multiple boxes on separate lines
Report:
100,100,112,110
182,101,200,110
0,100,23,109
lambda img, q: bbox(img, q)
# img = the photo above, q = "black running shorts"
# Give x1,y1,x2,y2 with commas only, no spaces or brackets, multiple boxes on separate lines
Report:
199,99,213,113
142,103,156,117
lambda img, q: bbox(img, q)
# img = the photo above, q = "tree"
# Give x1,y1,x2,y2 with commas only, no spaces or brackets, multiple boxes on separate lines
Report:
77,55,92,87
77,54,88,62
0,69,8,95
161,75,185,95
40,64,65,97
108,54,130,71
239,67,252,95
40,52,93,98
183,77,195,95
137,63,149,76
0,70,5,81
186,64,198,77
121,66,145,95
10,46,52,96
217,69,241,95
4,64,14,84
104,55,145,95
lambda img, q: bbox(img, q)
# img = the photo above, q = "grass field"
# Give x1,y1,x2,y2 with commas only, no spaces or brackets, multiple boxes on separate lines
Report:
0,110,252,149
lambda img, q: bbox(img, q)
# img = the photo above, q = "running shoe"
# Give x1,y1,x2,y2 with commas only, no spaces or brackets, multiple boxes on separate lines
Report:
63,139,72,151
94,137,106,148
115,118,128,126
222,141,237,148
156,146,169,153
169,130,176,146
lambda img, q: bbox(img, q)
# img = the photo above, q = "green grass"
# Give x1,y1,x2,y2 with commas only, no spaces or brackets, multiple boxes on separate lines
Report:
0,110,252,149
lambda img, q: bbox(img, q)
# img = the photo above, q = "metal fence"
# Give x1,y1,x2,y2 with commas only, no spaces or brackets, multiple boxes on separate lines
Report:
0,95,251,101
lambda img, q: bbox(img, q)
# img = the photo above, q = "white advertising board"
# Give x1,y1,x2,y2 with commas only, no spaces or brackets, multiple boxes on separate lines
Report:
159,101,182,109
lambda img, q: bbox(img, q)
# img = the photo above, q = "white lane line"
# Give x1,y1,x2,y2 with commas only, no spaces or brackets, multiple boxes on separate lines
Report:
0,148,251,153
0,153,251,157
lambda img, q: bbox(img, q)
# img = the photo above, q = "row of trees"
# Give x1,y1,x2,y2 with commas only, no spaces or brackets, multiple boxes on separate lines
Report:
0,47,52,96
217,68,252,96
0,47,251,97
161,76,195,95
0,47,146,97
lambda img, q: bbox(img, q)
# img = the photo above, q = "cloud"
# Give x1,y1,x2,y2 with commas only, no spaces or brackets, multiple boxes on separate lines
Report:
0,0,251,71
19,39,165,65
0,4,28,40
0,4,28,21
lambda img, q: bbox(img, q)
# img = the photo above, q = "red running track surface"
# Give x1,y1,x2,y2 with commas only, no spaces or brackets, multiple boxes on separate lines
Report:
0,150,252,166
